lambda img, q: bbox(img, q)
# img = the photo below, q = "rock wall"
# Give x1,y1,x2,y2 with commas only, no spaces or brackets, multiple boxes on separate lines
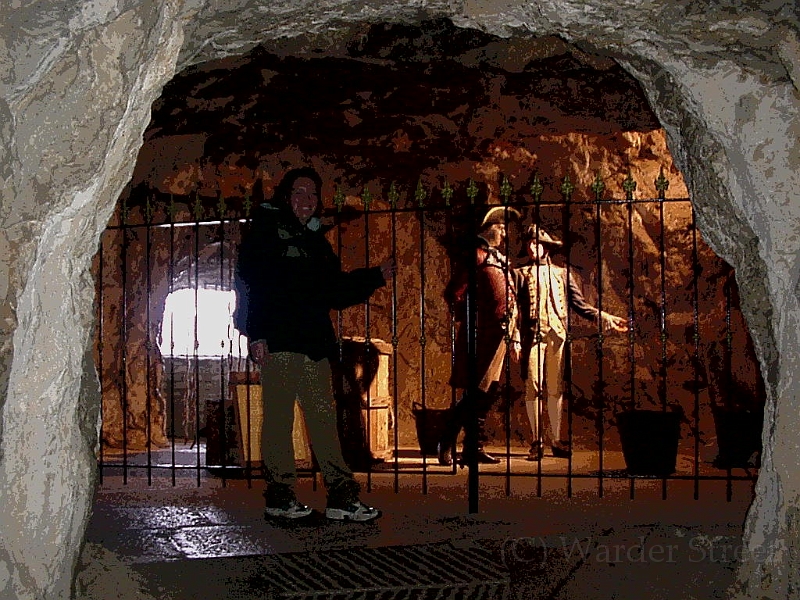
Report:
107,24,760,460
0,1,798,599
0,3,188,599
111,35,663,450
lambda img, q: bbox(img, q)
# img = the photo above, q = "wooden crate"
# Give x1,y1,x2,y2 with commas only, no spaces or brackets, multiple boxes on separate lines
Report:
230,337,394,472
229,373,312,467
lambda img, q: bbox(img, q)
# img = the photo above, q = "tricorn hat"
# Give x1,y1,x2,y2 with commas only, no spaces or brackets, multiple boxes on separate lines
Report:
523,224,563,247
480,206,522,229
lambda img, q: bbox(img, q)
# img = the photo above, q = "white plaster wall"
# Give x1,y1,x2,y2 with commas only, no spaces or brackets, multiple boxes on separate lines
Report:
0,1,798,598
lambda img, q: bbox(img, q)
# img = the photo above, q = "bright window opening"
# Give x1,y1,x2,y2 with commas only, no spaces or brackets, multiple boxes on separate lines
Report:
160,288,248,357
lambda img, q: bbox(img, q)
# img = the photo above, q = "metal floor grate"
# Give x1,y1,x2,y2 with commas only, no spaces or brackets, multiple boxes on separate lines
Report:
257,541,510,600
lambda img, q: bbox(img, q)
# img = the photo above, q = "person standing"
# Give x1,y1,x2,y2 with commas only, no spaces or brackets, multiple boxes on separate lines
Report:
514,224,627,460
234,167,396,521
437,206,521,466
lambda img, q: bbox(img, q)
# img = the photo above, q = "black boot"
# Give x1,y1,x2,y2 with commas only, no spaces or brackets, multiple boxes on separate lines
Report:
437,403,463,466
460,417,500,464
459,447,500,465
437,440,454,466
526,441,544,461
474,448,501,464
551,440,572,458
436,424,458,466
477,416,499,463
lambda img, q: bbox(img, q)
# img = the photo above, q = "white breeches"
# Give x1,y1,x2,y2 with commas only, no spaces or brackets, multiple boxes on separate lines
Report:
524,329,566,444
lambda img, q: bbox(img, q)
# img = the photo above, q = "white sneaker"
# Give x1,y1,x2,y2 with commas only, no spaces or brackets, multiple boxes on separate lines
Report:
264,499,313,520
325,500,381,522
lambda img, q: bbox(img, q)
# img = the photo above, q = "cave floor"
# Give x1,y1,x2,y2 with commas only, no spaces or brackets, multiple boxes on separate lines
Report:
86,443,755,599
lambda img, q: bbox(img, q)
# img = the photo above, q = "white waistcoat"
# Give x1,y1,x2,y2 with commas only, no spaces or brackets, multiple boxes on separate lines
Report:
519,262,568,339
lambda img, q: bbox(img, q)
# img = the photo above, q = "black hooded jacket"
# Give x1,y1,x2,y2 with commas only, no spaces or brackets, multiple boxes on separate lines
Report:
234,202,385,361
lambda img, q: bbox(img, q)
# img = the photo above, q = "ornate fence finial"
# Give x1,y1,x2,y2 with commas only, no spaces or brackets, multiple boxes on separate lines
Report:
388,181,400,209
361,186,372,211
530,172,543,204
622,170,637,199
655,165,670,197
144,195,154,224
591,171,605,200
192,191,203,221
466,178,478,204
560,173,574,200
415,179,427,208
500,175,512,205
168,194,177,222
442,180,453,207
333,186,345,212
243,193,252,219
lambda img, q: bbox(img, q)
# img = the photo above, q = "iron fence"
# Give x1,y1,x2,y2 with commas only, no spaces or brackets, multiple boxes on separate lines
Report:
94,170,764,508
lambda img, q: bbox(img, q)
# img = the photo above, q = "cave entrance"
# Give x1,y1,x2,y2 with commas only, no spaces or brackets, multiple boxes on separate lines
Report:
92,21,764,507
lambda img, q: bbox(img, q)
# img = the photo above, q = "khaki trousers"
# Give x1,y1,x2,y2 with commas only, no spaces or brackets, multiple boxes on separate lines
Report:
260,352,353,490
524,329,567,445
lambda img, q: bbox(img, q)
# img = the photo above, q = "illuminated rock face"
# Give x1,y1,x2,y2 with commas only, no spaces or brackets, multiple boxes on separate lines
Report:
115,31,754,460
0,2,798,599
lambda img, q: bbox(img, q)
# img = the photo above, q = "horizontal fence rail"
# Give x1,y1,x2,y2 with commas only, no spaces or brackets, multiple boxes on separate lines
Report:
95,171,764,508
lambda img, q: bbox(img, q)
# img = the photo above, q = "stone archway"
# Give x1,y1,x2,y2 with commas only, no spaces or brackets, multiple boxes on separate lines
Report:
0,3,797,599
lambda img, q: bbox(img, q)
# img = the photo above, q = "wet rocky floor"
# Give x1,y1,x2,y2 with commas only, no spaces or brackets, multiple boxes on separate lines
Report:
80,466,752,599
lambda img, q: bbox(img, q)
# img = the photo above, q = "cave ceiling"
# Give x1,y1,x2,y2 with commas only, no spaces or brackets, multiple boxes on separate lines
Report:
139,19,661,195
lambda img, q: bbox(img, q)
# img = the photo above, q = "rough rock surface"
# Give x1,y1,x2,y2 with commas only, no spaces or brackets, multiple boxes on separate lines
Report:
108,31,760,456
0,1,798,599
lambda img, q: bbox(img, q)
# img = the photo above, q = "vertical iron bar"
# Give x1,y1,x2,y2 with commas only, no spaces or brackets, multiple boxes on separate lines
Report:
691,204,701,500
168,197,176,486
466,189,479,514
563,175,581,499
336,208,345,363
245,184,255,483
193,196,202,487
218,194,228,487
332,194,346,495
241,190,255,485
120,200,129,484
390,185,400,494
245,344,254,484
98,234,105,485
418,186,429,495
145,194,153,486
447,195,458,477
592,178,605,499
504,232,512,498
624,174,637,500
228,210,242,485
239,206,254,488
500,178,512,497
725,265,733,501
530,176,543,498
658,183,668,500
537,209,546,495
363,188,373,493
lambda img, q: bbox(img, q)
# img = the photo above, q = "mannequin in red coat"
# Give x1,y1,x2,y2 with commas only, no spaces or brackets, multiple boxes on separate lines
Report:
438,206,521,466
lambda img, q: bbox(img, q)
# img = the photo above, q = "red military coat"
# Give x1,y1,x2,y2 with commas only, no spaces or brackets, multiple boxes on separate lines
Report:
447,237,516,390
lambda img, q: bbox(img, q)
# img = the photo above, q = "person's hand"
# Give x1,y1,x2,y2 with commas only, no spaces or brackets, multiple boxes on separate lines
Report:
601,312,629,333
379,258,397,281
510,340,522,362
248,340,269,366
